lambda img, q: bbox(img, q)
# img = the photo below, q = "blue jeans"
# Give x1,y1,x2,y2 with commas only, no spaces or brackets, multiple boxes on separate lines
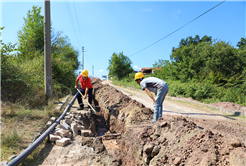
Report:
153,84,169,123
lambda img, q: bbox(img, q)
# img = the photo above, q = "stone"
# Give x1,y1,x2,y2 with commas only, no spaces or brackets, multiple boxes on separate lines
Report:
77,125,85,130
75,115,82,120
71,122,78,135
50,117,56,123
55,129,70,137
143,153,150,164
160,121,167,127
55,126,61,131
81,130,92,137
173,157,181,165
49,134,61,142
230,138,241,147
56,138,71,147
60,119,66,124
45,121,52,128
60,123,70,130
151,146,159,157
65,119,73,125
66,132,72,138
143,142,155,157
8,155,17,160
64,115,71,119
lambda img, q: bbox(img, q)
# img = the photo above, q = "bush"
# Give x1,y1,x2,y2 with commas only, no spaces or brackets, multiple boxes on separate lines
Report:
1,130,22,148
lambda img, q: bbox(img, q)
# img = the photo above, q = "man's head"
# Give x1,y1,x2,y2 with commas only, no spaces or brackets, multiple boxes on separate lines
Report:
135,72,144,85
82,69,88,80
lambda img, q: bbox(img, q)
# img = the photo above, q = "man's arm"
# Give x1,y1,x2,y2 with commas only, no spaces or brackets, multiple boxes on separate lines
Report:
84,87,88,99
75,79,79,89
144,88,155,104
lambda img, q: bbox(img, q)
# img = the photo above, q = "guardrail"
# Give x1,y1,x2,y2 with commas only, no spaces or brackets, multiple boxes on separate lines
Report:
7,94,77,166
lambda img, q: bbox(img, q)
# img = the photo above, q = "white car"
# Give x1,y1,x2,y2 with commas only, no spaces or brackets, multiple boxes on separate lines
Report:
101,75,107,80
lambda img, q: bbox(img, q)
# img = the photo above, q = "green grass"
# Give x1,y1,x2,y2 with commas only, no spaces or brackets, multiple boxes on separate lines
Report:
1,96,73,162
111,76,246,107
112,79,141,90
1,130,22,148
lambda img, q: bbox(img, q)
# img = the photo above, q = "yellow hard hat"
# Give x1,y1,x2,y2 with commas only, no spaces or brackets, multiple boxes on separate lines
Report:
135,72,144,81
82,69,88,77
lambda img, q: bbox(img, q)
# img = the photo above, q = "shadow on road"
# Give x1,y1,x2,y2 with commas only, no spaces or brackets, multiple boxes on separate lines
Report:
162,109,237,120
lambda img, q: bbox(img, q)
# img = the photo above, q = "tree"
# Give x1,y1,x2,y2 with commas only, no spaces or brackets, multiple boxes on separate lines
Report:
107,52,133,79
1,27,17,56
16,6,79,89
237,37,246,50
1,27,27,103
153,59,175,80
17,6,44,59
51,33,79,88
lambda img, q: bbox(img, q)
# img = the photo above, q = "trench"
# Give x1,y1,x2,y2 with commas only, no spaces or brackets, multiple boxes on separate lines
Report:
90,93,124,164
94,108,108,137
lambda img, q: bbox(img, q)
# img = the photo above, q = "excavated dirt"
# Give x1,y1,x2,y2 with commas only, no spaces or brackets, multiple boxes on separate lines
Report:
92,78,246,166
31,78,246,166
209,102,246,113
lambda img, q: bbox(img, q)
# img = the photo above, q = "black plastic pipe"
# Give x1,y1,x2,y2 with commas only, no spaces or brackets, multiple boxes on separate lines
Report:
7,94,77,166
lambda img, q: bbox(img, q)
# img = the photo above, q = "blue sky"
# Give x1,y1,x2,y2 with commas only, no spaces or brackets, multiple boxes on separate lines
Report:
1,0,245,78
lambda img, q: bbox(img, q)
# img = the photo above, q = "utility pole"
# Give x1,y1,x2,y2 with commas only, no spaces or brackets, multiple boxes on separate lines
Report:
92,65,94,77
82,46,84,70
44,0,52,98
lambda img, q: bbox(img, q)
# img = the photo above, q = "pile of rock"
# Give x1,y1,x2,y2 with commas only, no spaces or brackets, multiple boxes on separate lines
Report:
46,110,95,147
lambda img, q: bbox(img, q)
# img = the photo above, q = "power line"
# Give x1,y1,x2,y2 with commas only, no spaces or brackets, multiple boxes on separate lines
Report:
64,0,82,45
129,0,226,57
73,0,84,45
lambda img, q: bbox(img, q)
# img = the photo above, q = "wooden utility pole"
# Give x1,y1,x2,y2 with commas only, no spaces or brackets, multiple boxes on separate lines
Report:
44,0,52,98
82,46,84,70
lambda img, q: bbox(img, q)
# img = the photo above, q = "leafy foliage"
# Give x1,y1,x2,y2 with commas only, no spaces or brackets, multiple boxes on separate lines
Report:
51,32,79,90
1,6,79,108
152,35,246,106
107,52,133,79
17,6,44,59
237,37,246,50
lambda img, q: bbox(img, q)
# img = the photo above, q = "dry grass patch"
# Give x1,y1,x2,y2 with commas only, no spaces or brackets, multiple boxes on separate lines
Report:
1,97,68,162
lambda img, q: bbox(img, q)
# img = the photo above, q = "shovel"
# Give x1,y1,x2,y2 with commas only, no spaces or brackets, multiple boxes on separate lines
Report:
76,88,96,114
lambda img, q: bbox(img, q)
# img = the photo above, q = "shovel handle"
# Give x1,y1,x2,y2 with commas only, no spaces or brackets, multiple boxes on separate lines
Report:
76,88,96,114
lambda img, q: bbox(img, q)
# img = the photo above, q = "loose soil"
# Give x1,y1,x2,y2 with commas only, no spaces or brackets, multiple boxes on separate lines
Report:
18,79,246,165
96,79,246,166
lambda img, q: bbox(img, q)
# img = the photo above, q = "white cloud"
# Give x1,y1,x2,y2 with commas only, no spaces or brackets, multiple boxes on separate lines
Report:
172,10,181,20
133,65,141,71
98,69,103,72
143,8,152,12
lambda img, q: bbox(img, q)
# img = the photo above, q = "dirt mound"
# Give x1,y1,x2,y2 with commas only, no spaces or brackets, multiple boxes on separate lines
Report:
92,82,153,133
91,77,102,83
89,80,246,166
119,116,246,166
210,102,246,113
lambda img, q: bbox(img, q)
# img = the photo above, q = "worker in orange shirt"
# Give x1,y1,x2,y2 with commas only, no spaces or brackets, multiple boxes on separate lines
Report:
75,69,93,110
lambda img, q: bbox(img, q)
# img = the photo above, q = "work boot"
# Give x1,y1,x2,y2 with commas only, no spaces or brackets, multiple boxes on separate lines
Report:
77,104,84,110
84,106,89,111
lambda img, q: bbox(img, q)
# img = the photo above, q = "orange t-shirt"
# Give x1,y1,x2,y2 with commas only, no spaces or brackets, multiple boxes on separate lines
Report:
76,75,93,90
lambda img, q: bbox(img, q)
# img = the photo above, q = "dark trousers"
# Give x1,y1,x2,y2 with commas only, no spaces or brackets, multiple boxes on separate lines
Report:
76,88,93,108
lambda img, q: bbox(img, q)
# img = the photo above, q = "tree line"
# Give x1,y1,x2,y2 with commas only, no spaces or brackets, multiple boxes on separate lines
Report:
1,6,79,107
108,35,246,106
